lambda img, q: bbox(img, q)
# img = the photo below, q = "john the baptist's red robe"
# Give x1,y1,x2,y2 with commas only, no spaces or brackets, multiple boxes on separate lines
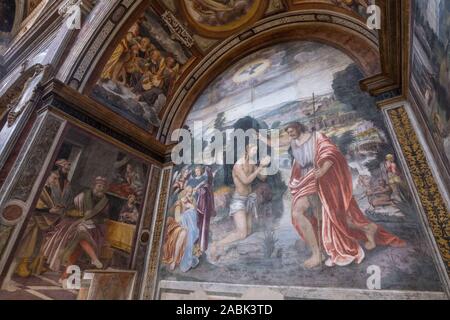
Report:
289,133,405,266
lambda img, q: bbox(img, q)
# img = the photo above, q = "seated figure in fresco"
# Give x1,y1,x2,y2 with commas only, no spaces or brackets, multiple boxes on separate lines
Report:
118,194,139,225
42,177,110,282
282,122,405,268
8,158,74,284
137,37,155,60
209,143,270,261
100,23,141,84
14,171,65,278
162,186,200,272
140,50,167,107
163,56,180,93
124,44,144,91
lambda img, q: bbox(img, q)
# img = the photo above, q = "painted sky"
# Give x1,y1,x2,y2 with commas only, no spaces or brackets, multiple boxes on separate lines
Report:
186,41,353,129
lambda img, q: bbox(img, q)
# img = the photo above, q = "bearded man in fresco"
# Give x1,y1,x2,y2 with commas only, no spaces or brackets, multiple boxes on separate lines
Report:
15,171,65,278
53,159,74,213
42,177,110,282
284,122,405,268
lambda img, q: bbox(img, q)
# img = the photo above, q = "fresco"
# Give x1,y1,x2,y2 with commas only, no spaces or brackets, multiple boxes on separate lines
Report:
2,127,148,299
180,0,265,36
92,7,192,134
158,41,444,293
411,0,450,168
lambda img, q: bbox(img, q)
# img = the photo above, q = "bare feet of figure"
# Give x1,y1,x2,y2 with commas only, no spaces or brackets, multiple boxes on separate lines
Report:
2,280,19,292
209,243,221,262
303,253,325,269
363,223,378,250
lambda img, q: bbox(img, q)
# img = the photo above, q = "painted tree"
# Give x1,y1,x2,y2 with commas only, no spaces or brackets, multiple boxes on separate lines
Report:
214,112,226,131
332,64,385,130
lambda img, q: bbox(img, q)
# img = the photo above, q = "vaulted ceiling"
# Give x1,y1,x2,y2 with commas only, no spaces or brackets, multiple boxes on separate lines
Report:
80,0,385,141
0,0,410,155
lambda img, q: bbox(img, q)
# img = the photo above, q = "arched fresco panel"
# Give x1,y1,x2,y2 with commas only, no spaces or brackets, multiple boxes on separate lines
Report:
157,41,446,298
91,5,193,135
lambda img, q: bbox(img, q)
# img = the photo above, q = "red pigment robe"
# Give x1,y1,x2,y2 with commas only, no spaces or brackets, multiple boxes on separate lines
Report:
196,169,216,252
289,133,405,266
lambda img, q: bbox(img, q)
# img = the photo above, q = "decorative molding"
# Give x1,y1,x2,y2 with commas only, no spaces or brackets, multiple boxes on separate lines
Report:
6,64,45,127
373,88,402,104
360,0,410,97
57,0,139,88
0,51,50,104
387,106,450,275
0,64,51,172
192,34,219,54
161,11,194,48
8,116,62,201
0,201,26,227
72,20,115,83
141,167,172,300
133,165,161,299
0,0,88,79
0,112,66,276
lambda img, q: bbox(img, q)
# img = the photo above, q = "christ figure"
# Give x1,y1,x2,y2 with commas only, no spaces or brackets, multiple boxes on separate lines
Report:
209,143,270,261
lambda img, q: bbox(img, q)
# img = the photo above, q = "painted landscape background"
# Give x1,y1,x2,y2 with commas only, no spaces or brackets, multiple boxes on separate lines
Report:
158,41,443,292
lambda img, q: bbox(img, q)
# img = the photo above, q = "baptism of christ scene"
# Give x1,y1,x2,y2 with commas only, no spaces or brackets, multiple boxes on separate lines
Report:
158,41,444,292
